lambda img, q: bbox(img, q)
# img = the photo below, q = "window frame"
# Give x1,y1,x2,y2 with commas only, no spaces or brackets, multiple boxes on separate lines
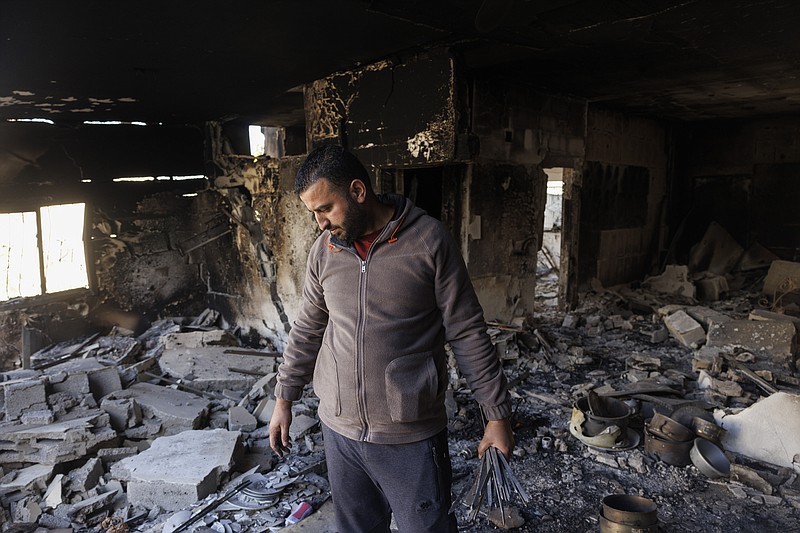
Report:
0,200,95,306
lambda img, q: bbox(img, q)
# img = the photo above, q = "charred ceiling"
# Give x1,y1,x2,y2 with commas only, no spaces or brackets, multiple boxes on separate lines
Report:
1,1,799,126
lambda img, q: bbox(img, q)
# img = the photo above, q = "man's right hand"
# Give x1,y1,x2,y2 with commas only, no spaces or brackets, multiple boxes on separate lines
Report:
268,399,294,457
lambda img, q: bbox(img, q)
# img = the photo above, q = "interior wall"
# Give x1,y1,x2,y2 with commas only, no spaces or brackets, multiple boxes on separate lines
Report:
469,80,586,321
679,116,800,262
580,107,670,288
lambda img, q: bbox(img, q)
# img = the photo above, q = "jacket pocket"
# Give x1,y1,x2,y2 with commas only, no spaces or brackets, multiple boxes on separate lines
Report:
313,345,341,417
385,351,437,422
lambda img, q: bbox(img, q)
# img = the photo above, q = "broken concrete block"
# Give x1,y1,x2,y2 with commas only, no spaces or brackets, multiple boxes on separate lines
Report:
67,489,117,526
694,273,729,302
706,320,796,365
11,496,41,523
1,378,47,420
228,406,257,432
698,370,744,398
105,382,210,436
20,409,55,425
0,411,118,465
101,397,142,431
685,306,733,329
253,398,276,425
97,446,139,466
68,457,104,493
650,327,668,343
0,463,53,505
561,314,579,329
43,474,64,509
289,414,319,440
159,346,276,391
45,358,122,400
111,429,242,511
736,243,780,272
643,265,696,298
717,392,800,469
162,330,239,350
664,310,706,347
763,260,800,305
692,347,724,374
689,222,744,275
46,370,91,397
749,309,800,331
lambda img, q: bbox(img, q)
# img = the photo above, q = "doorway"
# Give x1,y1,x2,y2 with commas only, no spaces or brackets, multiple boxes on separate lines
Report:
536,167,565,309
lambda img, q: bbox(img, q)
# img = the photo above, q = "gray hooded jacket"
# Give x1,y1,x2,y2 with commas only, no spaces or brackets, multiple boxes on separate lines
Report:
274,194,511,444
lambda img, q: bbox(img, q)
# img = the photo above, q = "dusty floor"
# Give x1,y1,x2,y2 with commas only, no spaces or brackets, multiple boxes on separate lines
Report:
443,270,800,532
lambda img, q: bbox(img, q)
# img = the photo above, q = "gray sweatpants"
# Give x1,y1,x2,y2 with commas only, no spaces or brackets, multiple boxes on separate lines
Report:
322,424,458,533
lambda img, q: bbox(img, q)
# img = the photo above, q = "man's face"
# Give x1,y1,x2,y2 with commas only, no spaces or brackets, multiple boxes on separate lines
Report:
300,178,369,245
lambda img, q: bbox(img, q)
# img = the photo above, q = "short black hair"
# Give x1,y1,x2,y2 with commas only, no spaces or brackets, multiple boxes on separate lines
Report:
295,144,372,195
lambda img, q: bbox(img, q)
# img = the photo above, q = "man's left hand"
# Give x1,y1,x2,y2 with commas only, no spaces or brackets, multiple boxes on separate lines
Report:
477,418,514,460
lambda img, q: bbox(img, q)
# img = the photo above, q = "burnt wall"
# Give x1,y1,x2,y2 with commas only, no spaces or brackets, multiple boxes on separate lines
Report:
679,117,800,261
0,122,208,370
469,80,586,320
580,107,670,288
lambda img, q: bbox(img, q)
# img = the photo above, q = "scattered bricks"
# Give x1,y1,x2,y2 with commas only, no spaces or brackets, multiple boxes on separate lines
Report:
561,314,579,329
692,346,724,373
68,457,104,493
162,330,239,350
289,414,319,440
46,370,91,398
664,310,706,347
11,495,42,523
0,411,118,465
228,406,258,432
97,446,139,466
48,391,79,416
107,382,210,436
1,378,47,420
38,512,72,529
20,409,54,425
0,463,53,505
101,397,142,431
695,274,729,302
45,358,122,401
67,489,117,526
685,306,733,330
253,398,276,425
650,327,669,343
698,370,744,398
763,260,800,305
728,485,748,499
111,429,242,511
160,347,276,392
707,320,796,366
643,265,696,298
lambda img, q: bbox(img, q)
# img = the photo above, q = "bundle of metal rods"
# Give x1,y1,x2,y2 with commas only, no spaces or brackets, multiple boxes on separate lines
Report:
452,446,531,525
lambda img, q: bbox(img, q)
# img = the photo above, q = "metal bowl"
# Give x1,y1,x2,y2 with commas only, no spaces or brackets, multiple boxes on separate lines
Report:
690,438,730,478
601,494,658,526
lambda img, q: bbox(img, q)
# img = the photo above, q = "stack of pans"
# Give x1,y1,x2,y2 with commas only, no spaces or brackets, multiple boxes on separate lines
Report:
600,494,659,533
644,412,695,466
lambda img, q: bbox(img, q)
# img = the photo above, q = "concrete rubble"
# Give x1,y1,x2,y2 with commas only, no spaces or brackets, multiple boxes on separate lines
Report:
0,244,798,533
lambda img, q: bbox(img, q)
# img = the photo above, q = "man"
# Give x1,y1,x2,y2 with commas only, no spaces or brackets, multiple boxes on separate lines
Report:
269,144,513,532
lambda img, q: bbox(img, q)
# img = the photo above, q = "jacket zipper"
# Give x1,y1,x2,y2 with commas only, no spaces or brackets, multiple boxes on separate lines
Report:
356,257,369,441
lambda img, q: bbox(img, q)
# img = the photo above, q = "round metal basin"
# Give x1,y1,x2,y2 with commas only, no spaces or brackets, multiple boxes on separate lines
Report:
601,494,658,526
690,438,731,478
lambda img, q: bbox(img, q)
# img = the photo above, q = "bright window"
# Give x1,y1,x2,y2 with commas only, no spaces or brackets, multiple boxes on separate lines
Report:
0,202,89,301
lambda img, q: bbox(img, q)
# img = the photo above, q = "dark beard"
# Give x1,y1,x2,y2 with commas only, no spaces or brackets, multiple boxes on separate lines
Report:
336,197,370,246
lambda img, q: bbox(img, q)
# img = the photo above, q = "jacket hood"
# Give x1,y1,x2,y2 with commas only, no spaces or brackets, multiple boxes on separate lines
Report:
328,193,425,249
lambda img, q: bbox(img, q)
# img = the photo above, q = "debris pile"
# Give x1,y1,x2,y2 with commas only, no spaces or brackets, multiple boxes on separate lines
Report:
0,247,798,532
